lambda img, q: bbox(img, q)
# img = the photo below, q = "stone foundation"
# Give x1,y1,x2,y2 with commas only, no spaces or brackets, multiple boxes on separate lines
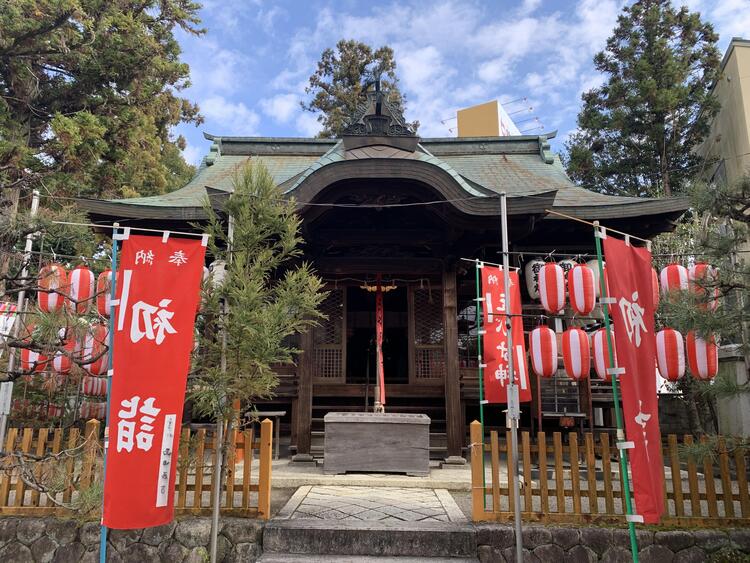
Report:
0,516,262,563
476,524,750,562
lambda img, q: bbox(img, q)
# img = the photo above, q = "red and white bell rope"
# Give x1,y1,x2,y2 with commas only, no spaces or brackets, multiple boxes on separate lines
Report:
38,264,68,313
68,265,95,314
686,331,719,380
539,262,565,314
655,328,685,382
592,328,617,381
562,328,590,380
529,325,557,377
568,264,596,315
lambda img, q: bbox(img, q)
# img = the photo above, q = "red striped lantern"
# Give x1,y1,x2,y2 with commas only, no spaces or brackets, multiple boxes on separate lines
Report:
38,264,68,313
656,328,685,382
539,263,565,314
568,265,596,315
651,268,660,309
562,328,590,380
686,331,719,381
52,328,75,374
592,328,617,381
529,325,557,377
81,323,109,376
68,265,95,314
19,323,48,373
688,263,719,311
660,263,688,297
81,375,107,397
96,269,114,317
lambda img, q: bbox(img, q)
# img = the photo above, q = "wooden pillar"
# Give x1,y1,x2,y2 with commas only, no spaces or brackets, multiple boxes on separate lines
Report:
292,327,315,463
443,267,465,463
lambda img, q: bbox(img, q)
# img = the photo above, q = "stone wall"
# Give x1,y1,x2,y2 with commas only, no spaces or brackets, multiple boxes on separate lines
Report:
0,516,262,563
476,524,750,563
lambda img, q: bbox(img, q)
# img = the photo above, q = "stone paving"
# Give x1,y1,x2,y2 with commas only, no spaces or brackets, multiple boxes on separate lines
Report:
276,485,467,523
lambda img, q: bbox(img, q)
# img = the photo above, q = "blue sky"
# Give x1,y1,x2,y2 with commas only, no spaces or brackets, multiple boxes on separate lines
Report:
172,0,749,165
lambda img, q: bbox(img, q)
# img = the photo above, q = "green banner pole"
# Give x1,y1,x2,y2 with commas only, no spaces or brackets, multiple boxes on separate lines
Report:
593,221,639,563
475,261,487,509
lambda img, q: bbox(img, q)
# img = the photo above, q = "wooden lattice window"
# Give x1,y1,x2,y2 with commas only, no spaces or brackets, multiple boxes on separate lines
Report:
313,289,345,381
410,287,444,380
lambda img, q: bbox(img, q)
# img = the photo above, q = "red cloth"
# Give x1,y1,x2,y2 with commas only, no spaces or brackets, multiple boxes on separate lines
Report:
603,236,664,523
481,266,530,403
102,234,205,529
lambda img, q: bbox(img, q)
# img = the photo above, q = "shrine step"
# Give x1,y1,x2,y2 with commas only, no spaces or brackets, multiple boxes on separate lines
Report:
258,555,479,562
261,519,477,559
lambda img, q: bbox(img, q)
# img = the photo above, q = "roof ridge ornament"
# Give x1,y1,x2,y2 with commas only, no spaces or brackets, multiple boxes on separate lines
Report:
343,76,417,138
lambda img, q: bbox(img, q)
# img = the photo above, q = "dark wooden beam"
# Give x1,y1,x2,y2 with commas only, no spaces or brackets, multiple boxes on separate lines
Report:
292,328,314,463
443,266,465,463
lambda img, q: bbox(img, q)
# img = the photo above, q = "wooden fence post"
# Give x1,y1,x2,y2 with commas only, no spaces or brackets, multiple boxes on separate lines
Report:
470,421,485,521
79,419,101,491
258,418,273,519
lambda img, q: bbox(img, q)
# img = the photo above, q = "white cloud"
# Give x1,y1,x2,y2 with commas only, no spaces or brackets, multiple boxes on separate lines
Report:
260,93,301,123
478,58,512,84
182,144,203,166
295,112,321,137
519,0,542,16
200,96,260,135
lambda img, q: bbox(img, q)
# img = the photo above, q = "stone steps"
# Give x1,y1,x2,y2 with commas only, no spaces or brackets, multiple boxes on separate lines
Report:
262,519,477,559
258,555,478,562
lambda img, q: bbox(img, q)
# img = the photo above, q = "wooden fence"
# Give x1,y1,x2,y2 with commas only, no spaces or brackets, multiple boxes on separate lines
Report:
0,418,273,519
470,421,750,527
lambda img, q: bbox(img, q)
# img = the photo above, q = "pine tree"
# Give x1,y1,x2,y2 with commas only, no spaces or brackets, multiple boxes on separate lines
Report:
564,0,720,197
302,39,416,138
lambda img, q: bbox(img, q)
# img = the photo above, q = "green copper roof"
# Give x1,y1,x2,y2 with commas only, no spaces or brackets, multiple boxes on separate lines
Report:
78,132,688,222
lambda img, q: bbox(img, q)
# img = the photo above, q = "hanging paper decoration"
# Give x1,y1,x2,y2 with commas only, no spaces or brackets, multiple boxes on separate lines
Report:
686,331,719,380
558,259,577,294
651,268,660,309
688,263,719,311
659,263,688,297
585,259,609,298
592,328,617,381
529,325,557,378
562,328,590,380
81,375,107,397
523,258,545,299
97,270,114,317
52,327,75,374
38,264,68,313
19,323,48,373
656,328,685,382
68,265,95,314
539,262,565,314
568,265,596,315
81,323,109,376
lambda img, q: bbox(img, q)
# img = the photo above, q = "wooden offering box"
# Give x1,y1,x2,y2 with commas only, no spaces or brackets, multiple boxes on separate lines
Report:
323,412,430,476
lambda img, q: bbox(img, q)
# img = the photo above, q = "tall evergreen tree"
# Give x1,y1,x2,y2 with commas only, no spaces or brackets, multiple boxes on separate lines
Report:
564,0,720,197
302,39,416,138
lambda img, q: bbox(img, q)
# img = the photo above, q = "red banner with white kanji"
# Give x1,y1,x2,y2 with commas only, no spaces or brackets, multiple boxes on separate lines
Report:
102,234,206,529
481,266,530,403
603,236,664,524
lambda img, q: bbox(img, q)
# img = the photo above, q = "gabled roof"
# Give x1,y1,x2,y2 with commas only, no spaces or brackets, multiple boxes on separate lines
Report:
77,131,687,223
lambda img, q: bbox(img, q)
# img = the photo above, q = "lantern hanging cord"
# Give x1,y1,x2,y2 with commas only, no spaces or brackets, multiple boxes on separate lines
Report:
50,221,210,239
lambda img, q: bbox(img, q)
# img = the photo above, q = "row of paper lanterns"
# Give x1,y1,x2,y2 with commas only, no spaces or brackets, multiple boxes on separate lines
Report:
12,400,107,420
528,326,719,382
20,323,109,377
524,260,719,315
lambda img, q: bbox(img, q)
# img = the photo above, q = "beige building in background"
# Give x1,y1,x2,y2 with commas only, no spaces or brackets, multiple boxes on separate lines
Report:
698,37,750,184
698,37,750,438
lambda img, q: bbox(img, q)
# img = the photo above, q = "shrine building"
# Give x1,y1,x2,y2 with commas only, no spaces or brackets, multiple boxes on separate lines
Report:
78,90,688,462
